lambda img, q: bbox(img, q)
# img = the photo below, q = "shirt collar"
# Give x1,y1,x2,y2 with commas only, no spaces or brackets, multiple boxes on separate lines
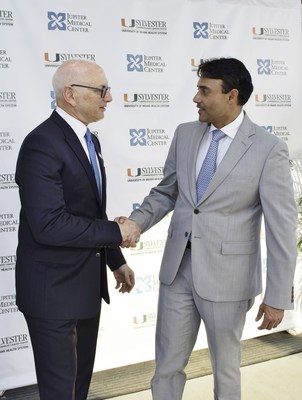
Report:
209,110,244,139
55,107,87,140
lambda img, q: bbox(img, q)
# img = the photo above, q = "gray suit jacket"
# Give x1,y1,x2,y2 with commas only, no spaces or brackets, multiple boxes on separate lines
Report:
130,113,297,310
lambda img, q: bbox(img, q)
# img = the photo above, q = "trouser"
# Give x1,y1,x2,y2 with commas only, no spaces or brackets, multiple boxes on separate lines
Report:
151,248,253,400
25,312,100,400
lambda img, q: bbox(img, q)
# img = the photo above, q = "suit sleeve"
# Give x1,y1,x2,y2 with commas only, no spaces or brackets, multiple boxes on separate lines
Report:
259,140,297,309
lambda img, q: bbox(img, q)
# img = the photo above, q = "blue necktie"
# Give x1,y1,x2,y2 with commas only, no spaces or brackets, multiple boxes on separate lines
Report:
84,128,102,196
196,129,226,202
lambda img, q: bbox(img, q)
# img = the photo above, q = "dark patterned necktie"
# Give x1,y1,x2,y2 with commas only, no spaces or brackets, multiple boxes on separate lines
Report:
84,128,102,196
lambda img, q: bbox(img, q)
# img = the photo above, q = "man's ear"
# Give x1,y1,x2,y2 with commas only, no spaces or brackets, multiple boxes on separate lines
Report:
228,88,239,103
62,86,76,106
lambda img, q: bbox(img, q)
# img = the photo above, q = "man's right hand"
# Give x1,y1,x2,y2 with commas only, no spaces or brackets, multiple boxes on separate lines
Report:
115,216,141,248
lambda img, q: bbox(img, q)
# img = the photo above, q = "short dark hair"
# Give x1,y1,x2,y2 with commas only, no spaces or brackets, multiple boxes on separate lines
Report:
197,58,254,105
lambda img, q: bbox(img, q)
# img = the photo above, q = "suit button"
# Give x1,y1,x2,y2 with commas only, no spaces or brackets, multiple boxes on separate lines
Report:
194,209,199,214
185,232,189,237
96,252,101,257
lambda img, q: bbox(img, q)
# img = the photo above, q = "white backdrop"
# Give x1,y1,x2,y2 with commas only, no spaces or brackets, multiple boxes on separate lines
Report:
1,0,302,391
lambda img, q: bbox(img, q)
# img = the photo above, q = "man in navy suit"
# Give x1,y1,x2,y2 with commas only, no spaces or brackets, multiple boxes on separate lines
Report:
15,60,140,400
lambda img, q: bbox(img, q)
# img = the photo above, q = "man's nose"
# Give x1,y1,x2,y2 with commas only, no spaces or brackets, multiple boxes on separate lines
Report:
104,92,112,102
193,92,200,103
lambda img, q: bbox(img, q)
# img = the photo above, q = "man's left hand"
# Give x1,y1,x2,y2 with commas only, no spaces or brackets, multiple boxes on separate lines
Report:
255,302,284,330
113,263,135,293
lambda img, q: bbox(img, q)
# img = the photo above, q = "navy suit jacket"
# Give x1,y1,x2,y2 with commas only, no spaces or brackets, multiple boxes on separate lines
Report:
15,110,125,319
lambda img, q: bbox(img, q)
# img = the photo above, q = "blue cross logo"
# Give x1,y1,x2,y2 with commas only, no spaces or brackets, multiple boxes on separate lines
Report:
193,22,208,39
257,59,271,75
48,12,66,31
127,54,143,72
130,129,147,146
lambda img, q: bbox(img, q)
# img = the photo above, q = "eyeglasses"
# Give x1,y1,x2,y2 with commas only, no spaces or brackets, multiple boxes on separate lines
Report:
70,84,111,99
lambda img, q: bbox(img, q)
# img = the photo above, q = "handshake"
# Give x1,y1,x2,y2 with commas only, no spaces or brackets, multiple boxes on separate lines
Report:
115,216,141,248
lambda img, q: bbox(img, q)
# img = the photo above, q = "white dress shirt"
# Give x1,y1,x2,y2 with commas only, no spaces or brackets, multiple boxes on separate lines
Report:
195,110,244,180
55,106,90,159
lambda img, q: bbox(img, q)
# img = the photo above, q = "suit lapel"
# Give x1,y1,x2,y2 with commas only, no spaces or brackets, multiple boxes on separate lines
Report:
50,111,103,208
197,116,255,204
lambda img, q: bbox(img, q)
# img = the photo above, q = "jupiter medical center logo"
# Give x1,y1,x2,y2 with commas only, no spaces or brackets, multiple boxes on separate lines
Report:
0,49,12,69
193,21,230,40
47,11,92,32
0,131,15,151
257,59,288,76
263,125,291,142
127,54,166,73
130,129,146,146
129,128,169,147
0,294,18,315
51,90,56,109
48,12,66,30
0,212,19,233
135,274,159,294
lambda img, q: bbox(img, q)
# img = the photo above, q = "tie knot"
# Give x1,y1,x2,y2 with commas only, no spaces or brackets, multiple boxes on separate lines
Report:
212,129,226,142
85,128,92,142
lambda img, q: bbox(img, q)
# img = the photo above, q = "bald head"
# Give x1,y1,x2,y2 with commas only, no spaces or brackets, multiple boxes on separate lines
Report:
52,60,104,103
51,59,111,125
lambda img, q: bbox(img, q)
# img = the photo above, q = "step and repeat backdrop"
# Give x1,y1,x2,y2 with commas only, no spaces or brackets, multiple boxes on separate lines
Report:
1,0,302,391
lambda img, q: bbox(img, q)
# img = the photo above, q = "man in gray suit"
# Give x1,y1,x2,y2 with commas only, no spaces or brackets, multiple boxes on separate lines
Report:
117,58,297,399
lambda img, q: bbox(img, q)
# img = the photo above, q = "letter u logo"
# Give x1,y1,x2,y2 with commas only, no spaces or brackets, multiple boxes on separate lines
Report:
133,314,147,324
44,52,60,63
124,93,138,103
121,18,135,28
127,168,141,177
252,27,264,36
255,94,266,103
